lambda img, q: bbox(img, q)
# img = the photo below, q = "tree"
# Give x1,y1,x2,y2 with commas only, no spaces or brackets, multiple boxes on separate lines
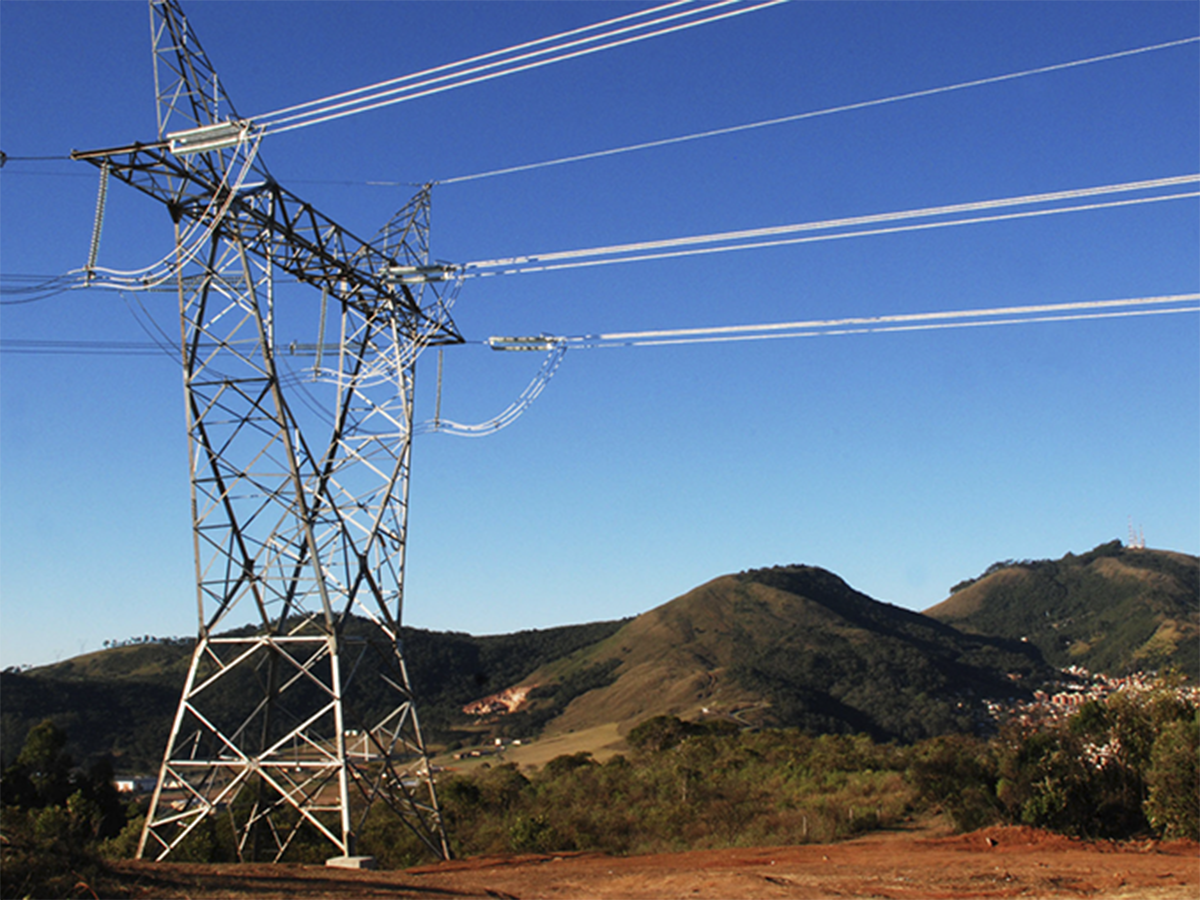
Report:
1144,712,1200,839
1,720,73,809
910,734,1001,831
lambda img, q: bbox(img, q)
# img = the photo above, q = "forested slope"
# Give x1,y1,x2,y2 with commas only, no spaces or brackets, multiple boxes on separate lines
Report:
504,565,1050,742
926,542,1199,678
0,618,628,770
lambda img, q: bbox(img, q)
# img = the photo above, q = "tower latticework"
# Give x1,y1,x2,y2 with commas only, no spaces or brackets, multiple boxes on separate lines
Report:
72,0,460,862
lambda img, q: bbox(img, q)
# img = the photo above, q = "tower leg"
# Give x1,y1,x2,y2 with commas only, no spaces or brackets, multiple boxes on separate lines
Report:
138,194,450,862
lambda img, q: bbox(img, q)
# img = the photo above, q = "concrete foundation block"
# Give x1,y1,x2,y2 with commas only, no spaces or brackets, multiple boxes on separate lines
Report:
325,855,377,870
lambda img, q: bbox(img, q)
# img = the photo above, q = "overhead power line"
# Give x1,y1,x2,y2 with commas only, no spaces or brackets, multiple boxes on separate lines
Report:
5,35,1193,192
548,293,1200,348
437,35,1200,185
381,293,1200,439
8,294,1196,357
461,175,1200,275
255,0,696,125
255,0,787,137
417,341,569,437
6,174,1196,305
0,339,168,356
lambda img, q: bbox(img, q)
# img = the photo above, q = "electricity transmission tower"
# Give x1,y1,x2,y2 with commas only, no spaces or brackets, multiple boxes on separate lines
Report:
72,0,459,862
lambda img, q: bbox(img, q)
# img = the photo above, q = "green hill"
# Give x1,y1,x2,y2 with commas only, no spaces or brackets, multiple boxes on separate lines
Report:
10,547,1191,772
0,618,627,771
924,541,1199,678
496,565,1050,744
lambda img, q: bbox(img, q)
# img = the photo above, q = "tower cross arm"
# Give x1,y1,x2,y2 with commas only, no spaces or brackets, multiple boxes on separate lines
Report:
70,142,463,342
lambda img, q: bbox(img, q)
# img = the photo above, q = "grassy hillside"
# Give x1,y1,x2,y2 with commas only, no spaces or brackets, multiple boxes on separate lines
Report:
0,618,628,771
10,546,1189,772
504,565,1050,744
925,541,1199,678
0,671,180,773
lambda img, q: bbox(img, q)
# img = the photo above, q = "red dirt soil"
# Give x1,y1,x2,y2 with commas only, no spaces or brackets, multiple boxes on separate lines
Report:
106,825,1199,899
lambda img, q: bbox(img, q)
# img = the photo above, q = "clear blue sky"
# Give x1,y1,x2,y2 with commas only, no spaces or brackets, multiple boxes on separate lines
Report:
1,1,1197,669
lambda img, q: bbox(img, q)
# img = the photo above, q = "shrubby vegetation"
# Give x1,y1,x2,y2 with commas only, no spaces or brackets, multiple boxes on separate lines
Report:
0,721,139,899
100,635,193,651
368,688,1197,865
912,684,1199,839
4,685,1196,895
362,720,916,866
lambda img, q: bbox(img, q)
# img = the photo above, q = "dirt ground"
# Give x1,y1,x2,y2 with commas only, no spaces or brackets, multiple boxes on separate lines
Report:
106,825,1198,899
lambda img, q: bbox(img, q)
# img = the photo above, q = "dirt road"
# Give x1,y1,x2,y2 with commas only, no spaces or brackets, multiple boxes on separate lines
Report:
107,826,1198,899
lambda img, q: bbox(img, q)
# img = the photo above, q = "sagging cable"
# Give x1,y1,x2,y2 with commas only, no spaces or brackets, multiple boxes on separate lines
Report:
418,339,568,437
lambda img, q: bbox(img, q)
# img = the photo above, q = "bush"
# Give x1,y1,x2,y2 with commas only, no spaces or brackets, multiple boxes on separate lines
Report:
1144,713,1200,839
909,735,1001,831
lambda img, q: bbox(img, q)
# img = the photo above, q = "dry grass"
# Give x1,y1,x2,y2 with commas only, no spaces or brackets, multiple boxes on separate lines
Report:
435,722,627,774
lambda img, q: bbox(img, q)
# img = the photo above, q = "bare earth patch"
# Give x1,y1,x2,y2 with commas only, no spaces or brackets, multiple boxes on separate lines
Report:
106,826,1198,899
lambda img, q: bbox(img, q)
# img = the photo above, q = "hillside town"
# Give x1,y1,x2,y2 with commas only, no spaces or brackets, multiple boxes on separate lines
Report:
986,666,1200,729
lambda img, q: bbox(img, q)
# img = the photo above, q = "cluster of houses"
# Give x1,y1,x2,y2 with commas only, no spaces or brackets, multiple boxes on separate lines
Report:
984,666,1200,730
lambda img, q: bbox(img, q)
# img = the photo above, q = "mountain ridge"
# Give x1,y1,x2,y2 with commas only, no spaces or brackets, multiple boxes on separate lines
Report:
4,543,1195,770
925,541,1198,678
500,564,1049,744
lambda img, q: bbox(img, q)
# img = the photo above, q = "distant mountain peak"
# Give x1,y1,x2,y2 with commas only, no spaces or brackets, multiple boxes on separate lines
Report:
926,542,1198,678
521,562,1049,744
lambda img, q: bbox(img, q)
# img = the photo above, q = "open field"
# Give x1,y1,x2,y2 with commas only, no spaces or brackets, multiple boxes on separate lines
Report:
438,723,628,774
103,825,1198,899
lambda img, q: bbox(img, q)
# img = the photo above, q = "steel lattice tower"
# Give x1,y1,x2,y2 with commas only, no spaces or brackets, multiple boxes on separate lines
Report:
72,0,459,862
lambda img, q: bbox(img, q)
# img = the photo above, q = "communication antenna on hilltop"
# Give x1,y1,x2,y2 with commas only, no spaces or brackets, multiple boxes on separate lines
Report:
1127,517,1146,550
71,0,459,863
